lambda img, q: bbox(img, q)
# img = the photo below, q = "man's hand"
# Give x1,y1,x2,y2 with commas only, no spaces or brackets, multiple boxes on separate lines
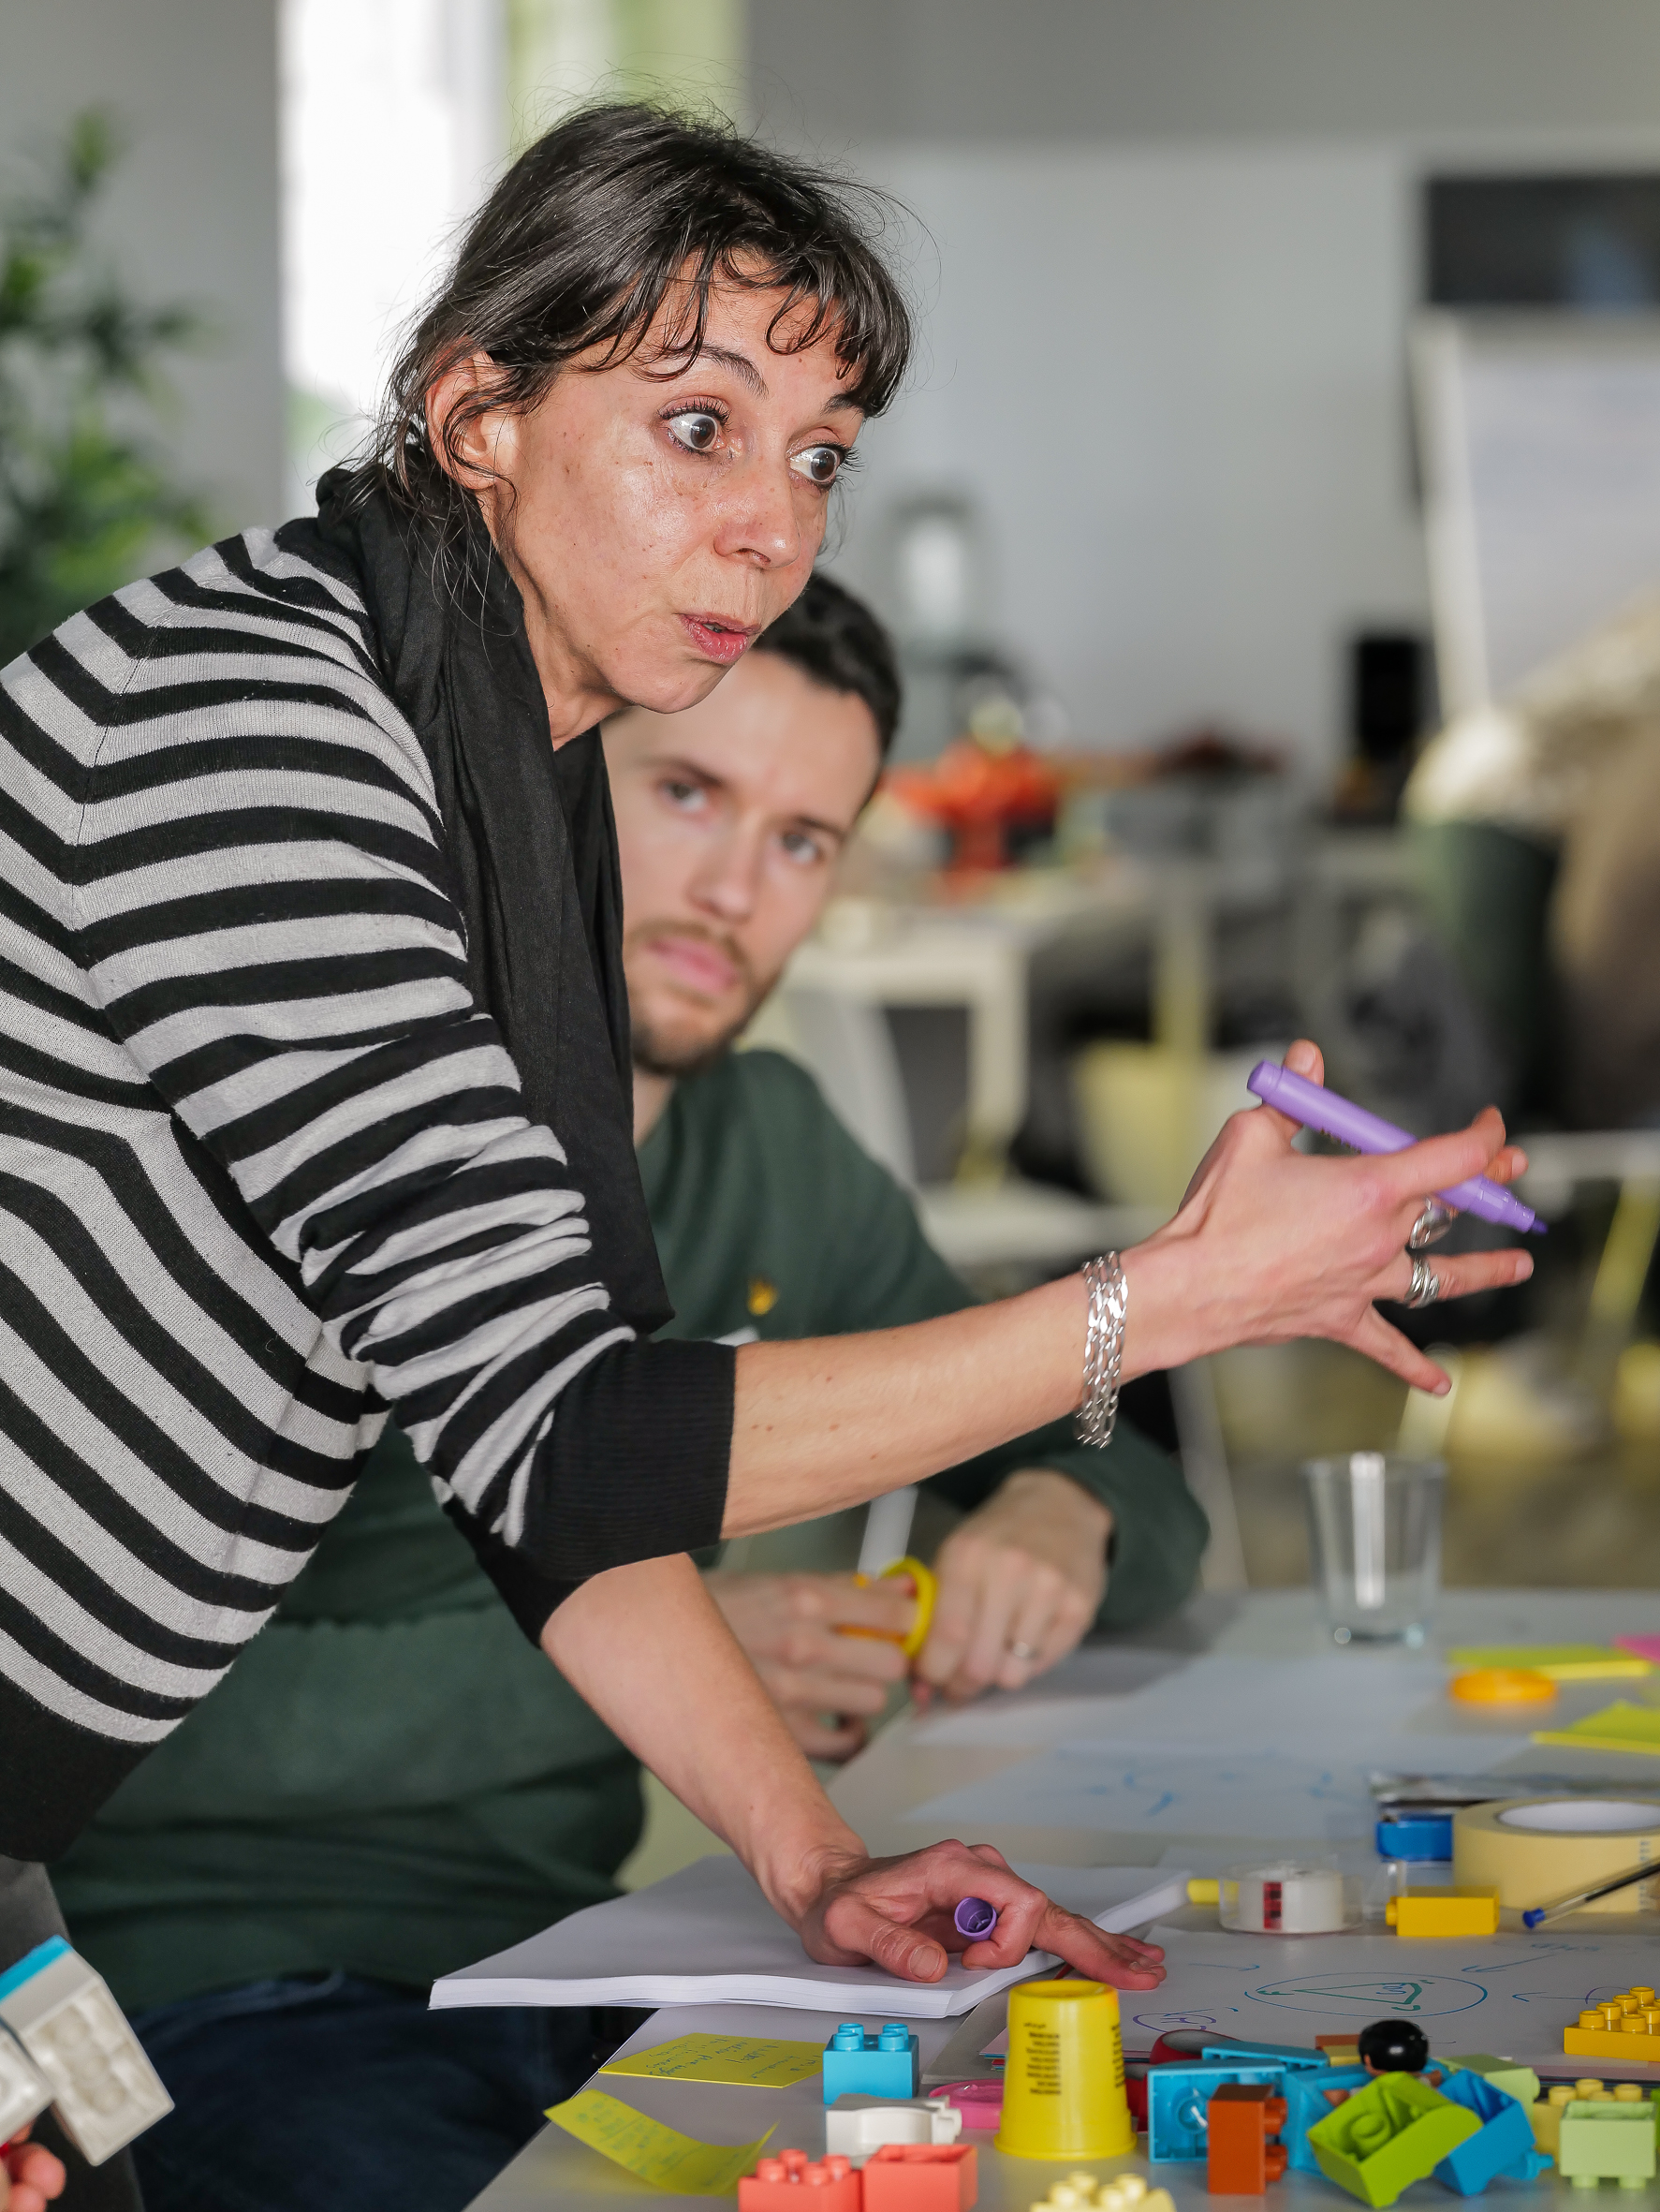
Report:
791,1836,1165,1988
705,1571,914,1759
915,1469,1111,1703
0,2126,65,2210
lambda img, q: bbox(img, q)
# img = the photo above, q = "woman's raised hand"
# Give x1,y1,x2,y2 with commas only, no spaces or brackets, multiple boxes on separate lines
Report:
1123,1039,1533,1394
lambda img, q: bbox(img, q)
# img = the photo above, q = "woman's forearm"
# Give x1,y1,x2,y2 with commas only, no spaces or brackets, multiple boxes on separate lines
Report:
724,1049,1537,1541
539,1553,864,1923
727,1273,1089,1537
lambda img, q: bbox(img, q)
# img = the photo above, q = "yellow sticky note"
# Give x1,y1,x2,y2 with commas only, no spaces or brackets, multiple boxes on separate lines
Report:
547,2088,773,2195
1447,1644,1652,1681
602,2030,825,2089
1534,1700,1660,1755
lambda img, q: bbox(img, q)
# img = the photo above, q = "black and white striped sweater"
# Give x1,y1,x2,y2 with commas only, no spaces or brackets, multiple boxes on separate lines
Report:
0,524,731,1858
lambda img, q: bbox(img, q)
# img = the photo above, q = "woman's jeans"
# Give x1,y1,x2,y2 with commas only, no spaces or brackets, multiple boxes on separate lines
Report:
129,1973,593,2212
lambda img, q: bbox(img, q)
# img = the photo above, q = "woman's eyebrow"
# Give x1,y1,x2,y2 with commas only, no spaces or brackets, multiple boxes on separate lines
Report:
690,343,768,395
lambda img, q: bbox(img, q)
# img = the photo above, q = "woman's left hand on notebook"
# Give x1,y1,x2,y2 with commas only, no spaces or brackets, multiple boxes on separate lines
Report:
789,1836,1166,1988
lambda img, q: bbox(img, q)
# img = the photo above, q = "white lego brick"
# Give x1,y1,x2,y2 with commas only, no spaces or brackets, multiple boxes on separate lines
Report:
0,1942,170,2166
0,2028,51,2142
825,2092,963,2165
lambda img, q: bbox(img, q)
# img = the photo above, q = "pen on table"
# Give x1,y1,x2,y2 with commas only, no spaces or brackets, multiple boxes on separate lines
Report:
1521,1859,1655,1929
1246,1060,1545,1236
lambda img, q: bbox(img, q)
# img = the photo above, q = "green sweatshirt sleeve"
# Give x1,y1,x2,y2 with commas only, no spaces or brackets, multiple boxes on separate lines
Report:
714,1053,1210,1630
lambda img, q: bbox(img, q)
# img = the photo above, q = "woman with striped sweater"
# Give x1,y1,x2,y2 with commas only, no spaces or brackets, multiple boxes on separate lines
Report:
0,103,1530,2033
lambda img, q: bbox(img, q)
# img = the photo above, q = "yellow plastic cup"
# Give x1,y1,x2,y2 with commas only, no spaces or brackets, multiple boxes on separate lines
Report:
995,1979,1135,2160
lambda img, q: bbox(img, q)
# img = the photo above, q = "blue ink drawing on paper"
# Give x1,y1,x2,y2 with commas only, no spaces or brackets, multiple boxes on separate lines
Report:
1250,1972,1488,2019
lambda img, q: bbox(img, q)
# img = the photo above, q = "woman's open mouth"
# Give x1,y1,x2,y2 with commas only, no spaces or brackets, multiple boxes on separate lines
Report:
680,613,757,665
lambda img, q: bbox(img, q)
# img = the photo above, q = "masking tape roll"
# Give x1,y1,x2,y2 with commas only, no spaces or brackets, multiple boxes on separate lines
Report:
1218,1862,1360,1934
1453,1797,1660,1913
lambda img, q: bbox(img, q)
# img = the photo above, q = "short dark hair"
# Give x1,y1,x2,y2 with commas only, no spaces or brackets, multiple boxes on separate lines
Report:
754,571,903,759
367,103,913,561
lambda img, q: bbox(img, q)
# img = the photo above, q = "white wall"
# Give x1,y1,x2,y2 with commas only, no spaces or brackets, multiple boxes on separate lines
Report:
1,0,285,532
830,140,1426,768
753,0,1660,774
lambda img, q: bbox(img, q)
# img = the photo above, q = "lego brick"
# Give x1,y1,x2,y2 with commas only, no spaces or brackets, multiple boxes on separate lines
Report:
1030,2179,1174,2212
1557,2101,1656,2189
0,1938,171,2166
0,2028,51,2143
1375,1813,1453,1861
1306,2073,1481,2207
1285,2066,1371,2175
1206,2083,1288,2193
1565,2028,1660,2063
1383,1887,1502,1938
1433,2068,1543,2194
1447,2056,1542,2109
826,2094,962,2164
1146,2063,1285,2162
936,2079,1001,2131
1565,1988,1660,2064
1200,2042,1329,2072
824,2023,920,2104
740,2148,860,2210
861,2140,977,2211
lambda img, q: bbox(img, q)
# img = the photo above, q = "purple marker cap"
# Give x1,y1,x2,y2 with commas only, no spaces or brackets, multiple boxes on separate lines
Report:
1246,1061,1543,1235
954,1896,998,1939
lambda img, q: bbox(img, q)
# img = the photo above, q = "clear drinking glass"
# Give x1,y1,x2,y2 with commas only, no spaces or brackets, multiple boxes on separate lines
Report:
1301,1453,1445,1647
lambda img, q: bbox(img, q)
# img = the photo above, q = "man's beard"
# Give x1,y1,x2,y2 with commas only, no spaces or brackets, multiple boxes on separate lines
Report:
628,922,773,1080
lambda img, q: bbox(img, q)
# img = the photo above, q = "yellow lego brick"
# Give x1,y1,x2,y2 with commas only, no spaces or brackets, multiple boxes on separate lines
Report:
1565,2026,1660,2063
1385,1888,1501,1938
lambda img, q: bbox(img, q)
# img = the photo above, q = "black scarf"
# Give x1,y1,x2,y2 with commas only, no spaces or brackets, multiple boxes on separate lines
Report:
278,469,670,1334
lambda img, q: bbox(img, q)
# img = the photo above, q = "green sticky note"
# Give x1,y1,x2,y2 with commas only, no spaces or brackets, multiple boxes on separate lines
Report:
1533,1700,1660,1755
602,2031,826,2089
1447,1644,1651,1680
547,2087,774,2194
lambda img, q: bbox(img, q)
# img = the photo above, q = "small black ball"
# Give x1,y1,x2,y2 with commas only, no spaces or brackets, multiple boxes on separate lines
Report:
1359,2018,1431,2073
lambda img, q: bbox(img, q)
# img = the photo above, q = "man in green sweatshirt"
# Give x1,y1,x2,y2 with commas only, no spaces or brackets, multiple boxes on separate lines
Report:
52,577,1206,2212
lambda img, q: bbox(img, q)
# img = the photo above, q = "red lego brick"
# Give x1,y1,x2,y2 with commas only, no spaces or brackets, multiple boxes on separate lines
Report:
861,2140,978,2211
1207,2083,1289,2194
739,2147,861,2211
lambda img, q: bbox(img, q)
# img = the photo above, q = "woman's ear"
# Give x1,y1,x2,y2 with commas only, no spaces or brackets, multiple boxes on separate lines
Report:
424,348,511,497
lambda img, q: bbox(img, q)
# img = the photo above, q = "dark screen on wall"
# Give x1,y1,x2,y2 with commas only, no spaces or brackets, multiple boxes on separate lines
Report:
1426,175,1660,311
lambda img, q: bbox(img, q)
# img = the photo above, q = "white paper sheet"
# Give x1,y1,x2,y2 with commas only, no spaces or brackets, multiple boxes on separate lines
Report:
1119,1924,1660,2059
431,1855,1188,2020
903,1738,1525,1842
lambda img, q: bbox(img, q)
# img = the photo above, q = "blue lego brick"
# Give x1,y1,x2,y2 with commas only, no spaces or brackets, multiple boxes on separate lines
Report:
1202,2041,1330,2072
822,2023,918,2104
1375,1814,1453,1861
1433,2069,1541,2195
1285,2066,1371,2175
1147,2063,1286,2162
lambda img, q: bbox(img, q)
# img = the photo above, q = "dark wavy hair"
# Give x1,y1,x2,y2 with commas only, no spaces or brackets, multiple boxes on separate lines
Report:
364,102,914,562
755,571,903,759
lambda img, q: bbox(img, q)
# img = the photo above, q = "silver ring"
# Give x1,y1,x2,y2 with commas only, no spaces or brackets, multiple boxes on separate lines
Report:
1405,1254,1442,1309
1008,1640,1038,1661
1408,1201,1454,1251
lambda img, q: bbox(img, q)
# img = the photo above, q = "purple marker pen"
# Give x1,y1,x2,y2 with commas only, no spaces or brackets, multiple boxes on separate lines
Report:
953,1896,998,1939
1246,1061,1543,1235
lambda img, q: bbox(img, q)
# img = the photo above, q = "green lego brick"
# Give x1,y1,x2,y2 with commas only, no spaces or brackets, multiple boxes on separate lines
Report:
1447,2055,1542,2108
1307,2074,1481,2208
1558,2102,1656,2190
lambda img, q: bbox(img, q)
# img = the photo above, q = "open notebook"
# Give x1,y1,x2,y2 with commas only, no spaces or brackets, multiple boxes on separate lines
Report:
430,1855,1188,2021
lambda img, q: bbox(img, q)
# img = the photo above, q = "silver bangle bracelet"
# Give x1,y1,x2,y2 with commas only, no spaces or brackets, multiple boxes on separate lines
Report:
1075,1251,1127,1450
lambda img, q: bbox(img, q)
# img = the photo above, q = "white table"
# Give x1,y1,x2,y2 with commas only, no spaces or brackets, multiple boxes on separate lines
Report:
466,1589,1660,2208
